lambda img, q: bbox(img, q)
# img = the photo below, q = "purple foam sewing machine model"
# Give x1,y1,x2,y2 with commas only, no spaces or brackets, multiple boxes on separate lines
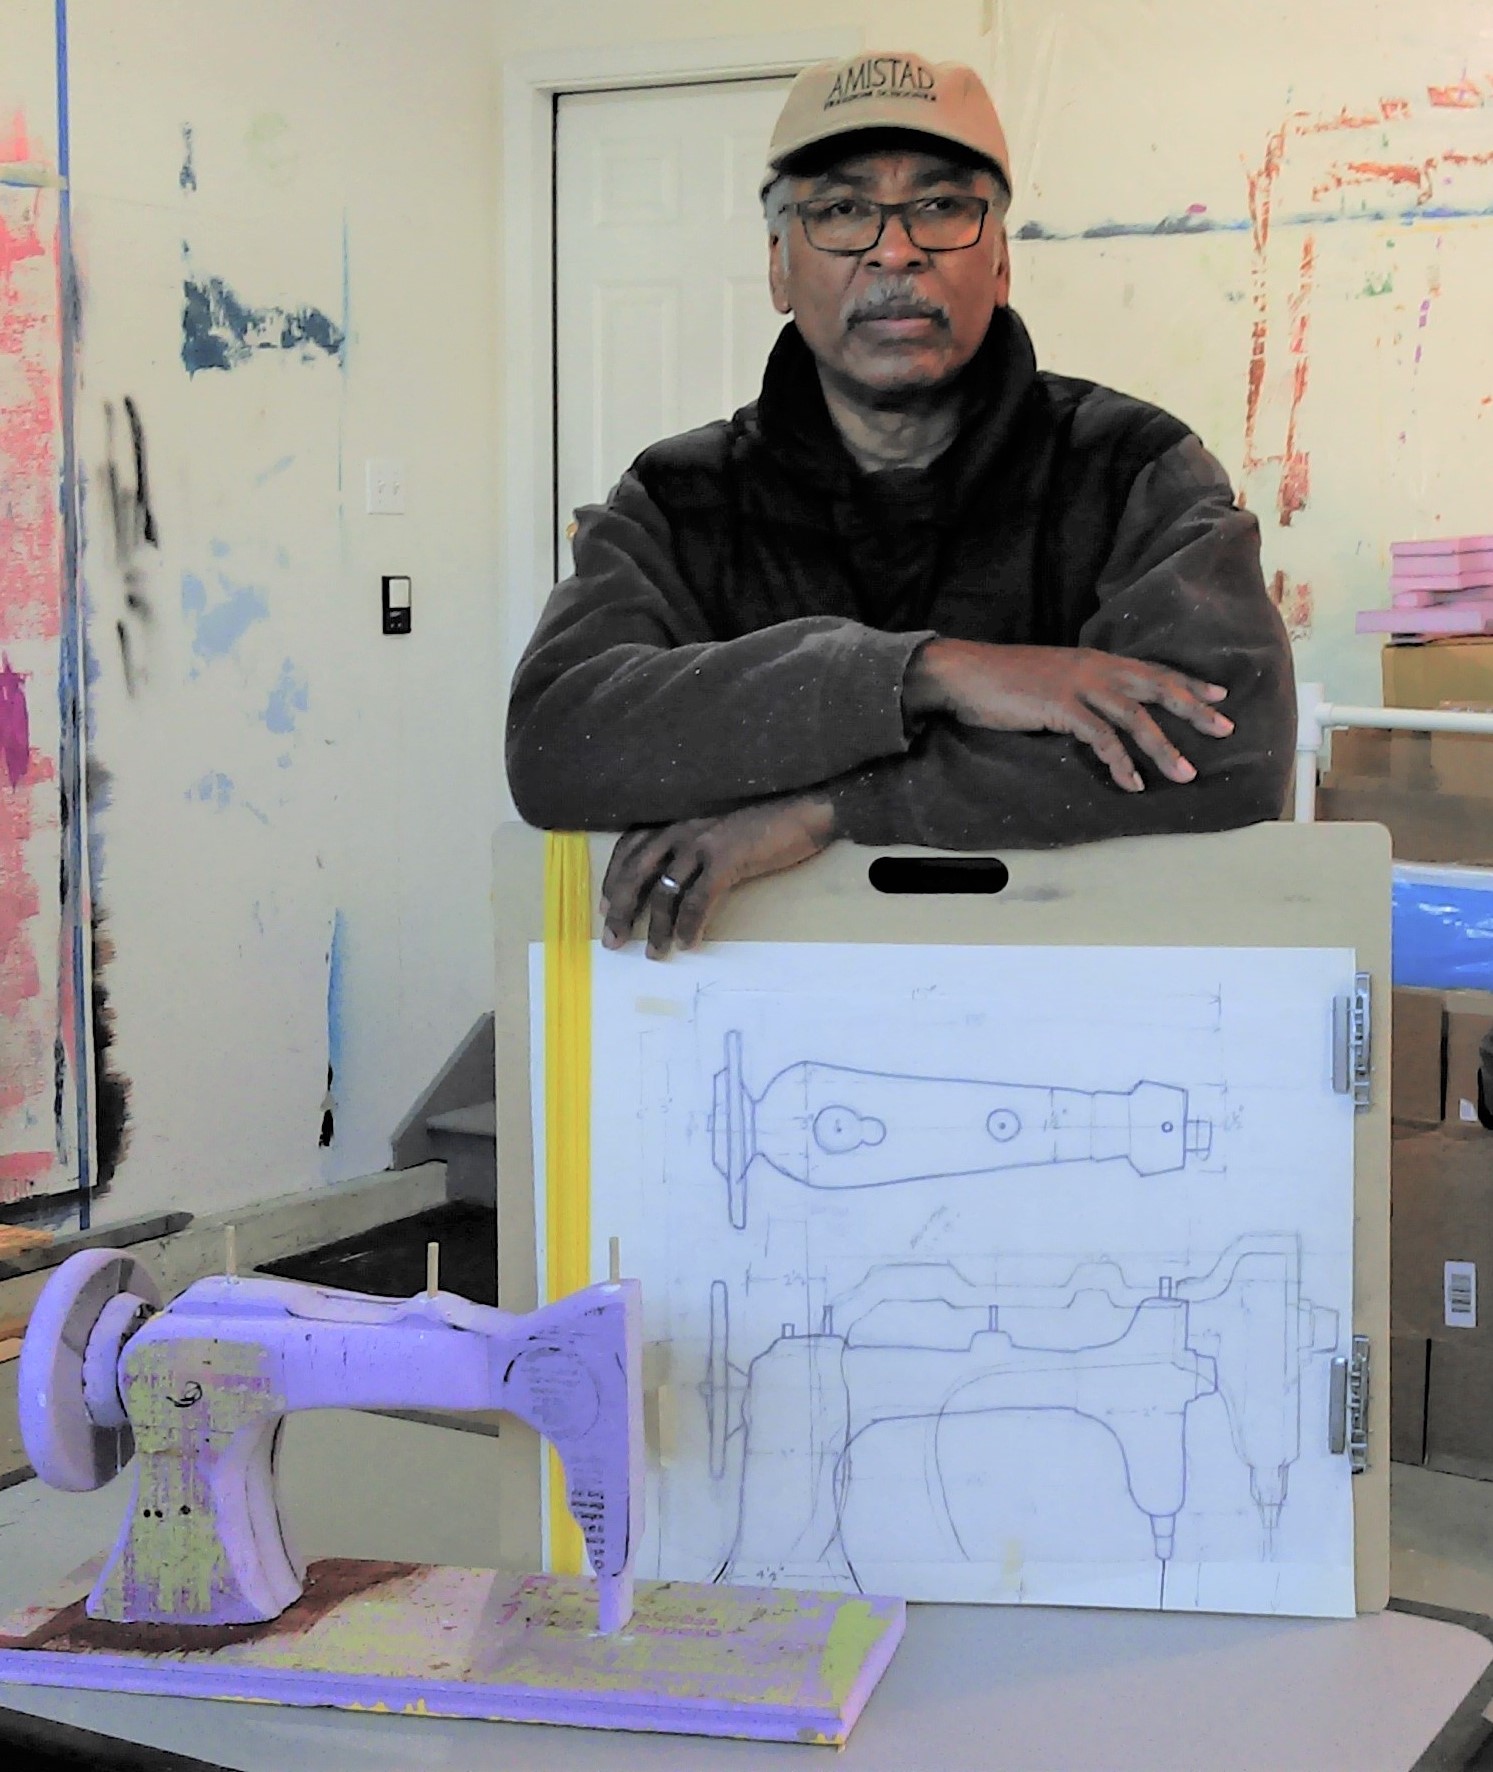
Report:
0,1246,905,1744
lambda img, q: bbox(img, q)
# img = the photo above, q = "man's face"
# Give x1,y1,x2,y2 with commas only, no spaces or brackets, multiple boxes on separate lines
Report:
767,148,1010,404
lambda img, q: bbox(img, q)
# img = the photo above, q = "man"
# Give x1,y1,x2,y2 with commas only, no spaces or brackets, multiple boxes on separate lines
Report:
507,52,1295,958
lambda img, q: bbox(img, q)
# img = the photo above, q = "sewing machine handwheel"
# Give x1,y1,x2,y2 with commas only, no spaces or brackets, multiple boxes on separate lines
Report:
712,1031,754,1230
707,1279,732,1479
18,1248,161,1492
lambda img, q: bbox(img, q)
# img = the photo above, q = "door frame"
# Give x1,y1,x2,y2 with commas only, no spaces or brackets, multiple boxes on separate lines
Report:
498,29,860,711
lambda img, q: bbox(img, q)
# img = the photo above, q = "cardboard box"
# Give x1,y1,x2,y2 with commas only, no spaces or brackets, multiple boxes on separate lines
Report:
1315,781,1493,865
1328,728,1391,780
1392,988,1445,1128
1444,990,1493,1132
1391,1334,1429,1465
1383,638,1493,710
1390,1129,1493,1345
1431,731,1493,799
1426,1339,1493,1479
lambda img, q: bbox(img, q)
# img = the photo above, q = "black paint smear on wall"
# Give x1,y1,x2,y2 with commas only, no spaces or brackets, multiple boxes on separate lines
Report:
182,275,344,375
104,397,159,699
84,759,131,1188
319,1065,335,1148
52,757,132,1194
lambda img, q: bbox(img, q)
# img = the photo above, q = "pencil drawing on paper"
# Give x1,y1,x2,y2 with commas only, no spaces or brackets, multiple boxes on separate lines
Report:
699,1235,1337,1609
710,1029,1215,1228
574,939,1359,1616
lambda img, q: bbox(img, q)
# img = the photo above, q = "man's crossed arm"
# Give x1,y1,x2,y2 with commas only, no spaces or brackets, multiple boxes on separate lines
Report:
508,440,1295,958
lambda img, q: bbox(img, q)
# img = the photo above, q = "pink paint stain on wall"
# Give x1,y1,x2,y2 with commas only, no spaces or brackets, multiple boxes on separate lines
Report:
0,114,65,1202
0,119,63,646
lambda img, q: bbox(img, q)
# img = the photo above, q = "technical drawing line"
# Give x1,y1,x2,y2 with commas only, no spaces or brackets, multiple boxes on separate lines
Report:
703,1235,1338,1594
710,1031,1214,1228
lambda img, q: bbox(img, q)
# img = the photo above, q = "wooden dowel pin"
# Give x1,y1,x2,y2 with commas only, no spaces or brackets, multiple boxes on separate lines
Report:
427,1241,440,1299
609,1236,620,1284
225,1224,238,1282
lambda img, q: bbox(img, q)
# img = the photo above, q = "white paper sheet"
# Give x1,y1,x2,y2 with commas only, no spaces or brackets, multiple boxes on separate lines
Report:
531,942,1359,1618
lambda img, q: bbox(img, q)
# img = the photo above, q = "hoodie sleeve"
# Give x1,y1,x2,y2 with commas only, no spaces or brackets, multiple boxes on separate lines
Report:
828,435,1297,849
505,464,932,830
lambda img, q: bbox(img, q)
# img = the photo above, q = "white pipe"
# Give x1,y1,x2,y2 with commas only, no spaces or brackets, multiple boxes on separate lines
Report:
1316,702,1493,736
1292,684,1493,821
1293,681,1325,824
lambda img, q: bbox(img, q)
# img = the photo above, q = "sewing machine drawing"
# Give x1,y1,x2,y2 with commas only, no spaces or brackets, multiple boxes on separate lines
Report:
4,1244,905,1742
710,1030,1215,1228
701,1234,1338,1604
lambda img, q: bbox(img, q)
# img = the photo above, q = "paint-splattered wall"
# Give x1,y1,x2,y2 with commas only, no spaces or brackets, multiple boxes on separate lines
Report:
493,0,1493,718
994,0,1493,704
1,1,500,1224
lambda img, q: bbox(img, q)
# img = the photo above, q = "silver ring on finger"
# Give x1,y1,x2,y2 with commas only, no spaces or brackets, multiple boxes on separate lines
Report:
658,874,682,894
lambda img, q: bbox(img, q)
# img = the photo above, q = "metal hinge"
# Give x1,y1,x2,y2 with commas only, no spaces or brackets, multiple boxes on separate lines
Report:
1332,974,1372,1110
1328,1334,1371,1473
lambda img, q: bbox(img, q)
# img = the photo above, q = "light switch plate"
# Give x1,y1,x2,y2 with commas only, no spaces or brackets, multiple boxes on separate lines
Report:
366,458,405,515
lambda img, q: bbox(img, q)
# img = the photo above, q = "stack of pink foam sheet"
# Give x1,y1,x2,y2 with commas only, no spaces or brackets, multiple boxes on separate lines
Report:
1357,537,1493,635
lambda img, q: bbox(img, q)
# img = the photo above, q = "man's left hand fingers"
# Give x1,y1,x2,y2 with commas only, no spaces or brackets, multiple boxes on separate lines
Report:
670,860,730,952
644,867,695,959
601,829,677,947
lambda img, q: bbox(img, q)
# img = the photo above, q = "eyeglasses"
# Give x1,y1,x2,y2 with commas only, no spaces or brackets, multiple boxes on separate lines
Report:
789,194,990,256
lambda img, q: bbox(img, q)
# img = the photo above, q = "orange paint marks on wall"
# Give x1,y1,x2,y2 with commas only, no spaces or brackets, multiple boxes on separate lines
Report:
1296,105,1393,136
1428,79,1484,109
1268,571,1314,640
1278,238,1315,527
1344,160,1427,189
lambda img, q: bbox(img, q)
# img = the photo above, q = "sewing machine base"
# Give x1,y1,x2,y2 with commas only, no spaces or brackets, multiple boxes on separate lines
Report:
0,1557,905,1746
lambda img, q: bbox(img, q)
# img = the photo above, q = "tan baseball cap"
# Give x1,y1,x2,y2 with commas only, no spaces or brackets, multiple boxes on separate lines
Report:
763,52,1011,194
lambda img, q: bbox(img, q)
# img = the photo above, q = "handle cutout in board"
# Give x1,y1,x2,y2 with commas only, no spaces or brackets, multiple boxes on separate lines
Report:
869,856,1010,895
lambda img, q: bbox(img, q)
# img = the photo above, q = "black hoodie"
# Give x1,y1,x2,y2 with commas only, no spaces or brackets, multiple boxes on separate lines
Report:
506,309,1295,848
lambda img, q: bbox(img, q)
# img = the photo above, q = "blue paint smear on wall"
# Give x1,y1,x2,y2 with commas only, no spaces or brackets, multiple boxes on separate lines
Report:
186,771,235,810
179,123,196,192
262,659,308,734
182,274,345,375
183,772,268,824
254,454,295,487
1015,200,1493,245
181,569,268,663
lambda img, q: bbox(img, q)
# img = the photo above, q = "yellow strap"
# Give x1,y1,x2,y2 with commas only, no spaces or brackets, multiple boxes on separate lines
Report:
543,830,592,1576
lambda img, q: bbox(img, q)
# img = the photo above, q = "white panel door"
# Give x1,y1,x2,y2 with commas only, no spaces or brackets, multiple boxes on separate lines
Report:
554,78,792,570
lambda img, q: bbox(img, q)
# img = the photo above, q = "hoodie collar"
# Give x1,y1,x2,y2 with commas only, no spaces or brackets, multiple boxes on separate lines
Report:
753,305,1043,502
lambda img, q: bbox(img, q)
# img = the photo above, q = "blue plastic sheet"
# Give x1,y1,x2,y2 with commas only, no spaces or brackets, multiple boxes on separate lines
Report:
1393,866,1493,990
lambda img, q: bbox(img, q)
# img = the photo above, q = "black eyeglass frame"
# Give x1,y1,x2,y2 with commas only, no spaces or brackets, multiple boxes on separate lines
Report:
786,195,991,257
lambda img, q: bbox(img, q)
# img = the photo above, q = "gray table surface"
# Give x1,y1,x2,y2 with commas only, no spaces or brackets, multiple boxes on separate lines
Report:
1,1411,1488,1772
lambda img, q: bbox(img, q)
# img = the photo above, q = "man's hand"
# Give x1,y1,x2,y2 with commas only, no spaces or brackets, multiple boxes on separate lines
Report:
903,640,1234,793
601,795,838,960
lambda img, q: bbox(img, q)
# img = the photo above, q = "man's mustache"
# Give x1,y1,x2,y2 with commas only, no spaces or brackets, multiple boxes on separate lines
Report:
843,282,951,328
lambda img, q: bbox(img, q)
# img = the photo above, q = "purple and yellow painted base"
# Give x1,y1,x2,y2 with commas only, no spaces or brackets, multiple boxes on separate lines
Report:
0,1558,905,1746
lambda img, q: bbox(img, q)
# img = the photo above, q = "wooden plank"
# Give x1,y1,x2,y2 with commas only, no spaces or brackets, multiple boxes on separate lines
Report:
0,1561,904,1745
493,821,1393,1612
